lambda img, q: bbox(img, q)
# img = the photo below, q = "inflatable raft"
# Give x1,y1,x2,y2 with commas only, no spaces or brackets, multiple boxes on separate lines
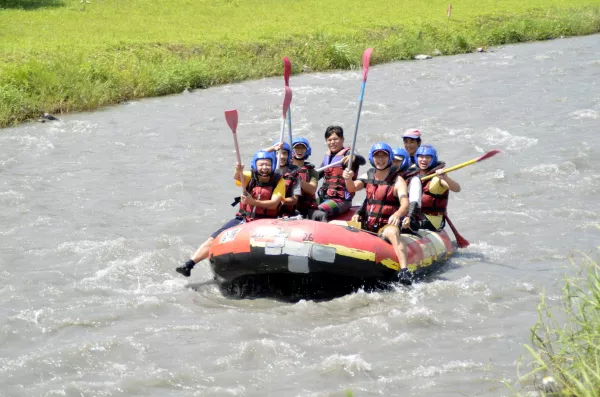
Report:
209,214,455,300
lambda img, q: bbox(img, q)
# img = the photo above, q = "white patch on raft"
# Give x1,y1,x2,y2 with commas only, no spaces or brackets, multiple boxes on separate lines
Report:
288,256,309,273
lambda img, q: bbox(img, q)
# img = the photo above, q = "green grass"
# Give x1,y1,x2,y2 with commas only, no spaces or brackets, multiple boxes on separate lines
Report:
512,251,600,396
1,0,600,127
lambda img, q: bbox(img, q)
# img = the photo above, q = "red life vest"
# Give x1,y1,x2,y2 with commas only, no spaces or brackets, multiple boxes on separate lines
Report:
295,162,318,215
420,163,449,216
319,147,356,201
361,167,401,232
237,172,282,222
281,165,299,217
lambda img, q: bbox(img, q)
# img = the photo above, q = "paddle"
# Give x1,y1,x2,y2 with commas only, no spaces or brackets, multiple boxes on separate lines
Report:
315,159,343,173
225,109,244,193
276,86,293,169
445,215,469,248
419,150,501,249
420,149,501,182
283,57,293,146
347,48,373,171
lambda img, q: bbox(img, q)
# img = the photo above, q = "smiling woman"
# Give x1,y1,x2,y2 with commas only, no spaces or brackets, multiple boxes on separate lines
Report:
0,0,600,126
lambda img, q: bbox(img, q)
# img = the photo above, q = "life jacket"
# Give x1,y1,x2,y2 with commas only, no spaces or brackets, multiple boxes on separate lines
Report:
237,172,282,221
361,167,401,232
420,162,449,216
401,166,419,182
319,147,357,201
280,165,300,216
295,162,318,215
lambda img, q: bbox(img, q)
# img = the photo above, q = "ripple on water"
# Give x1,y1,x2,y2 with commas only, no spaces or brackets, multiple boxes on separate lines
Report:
319,353,373,379
479,127,538,152
570,109,598,119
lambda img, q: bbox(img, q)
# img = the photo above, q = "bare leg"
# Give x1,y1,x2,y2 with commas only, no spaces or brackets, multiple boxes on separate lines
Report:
191,237,215,264
176,237,215,277
382,226,407,270
383,226,413,285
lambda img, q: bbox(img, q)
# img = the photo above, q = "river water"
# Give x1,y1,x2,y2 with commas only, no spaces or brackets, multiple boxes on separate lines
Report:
1,34,599,396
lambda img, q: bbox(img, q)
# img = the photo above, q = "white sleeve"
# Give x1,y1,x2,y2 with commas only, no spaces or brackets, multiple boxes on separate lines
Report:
408,177,422,206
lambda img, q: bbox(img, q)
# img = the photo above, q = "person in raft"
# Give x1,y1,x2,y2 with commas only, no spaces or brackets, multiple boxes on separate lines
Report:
343,143,413,285
394,147,422,233
176,151,286,277
317,125,366,221
415,144,461,232
290,137,321,219
263,141,302,217
402,128,422,166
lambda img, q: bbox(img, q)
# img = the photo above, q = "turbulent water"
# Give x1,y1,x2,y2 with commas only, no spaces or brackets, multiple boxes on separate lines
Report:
1,34,599,396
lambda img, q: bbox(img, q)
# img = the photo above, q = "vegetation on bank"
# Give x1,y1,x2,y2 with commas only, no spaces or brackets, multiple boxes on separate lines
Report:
513,253,600,396
1,0,600,127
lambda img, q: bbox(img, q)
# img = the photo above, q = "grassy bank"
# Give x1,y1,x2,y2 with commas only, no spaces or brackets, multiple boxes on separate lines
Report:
1,0,600,127
513,254,600,396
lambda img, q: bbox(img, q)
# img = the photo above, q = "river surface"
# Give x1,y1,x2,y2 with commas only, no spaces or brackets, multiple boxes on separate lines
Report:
1,34,599,397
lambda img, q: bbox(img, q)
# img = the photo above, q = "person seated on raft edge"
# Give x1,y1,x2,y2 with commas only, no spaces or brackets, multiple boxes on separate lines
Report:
414,144,461,232
402,128,422,167
393,147,422,234
175,151,286,277
317,125,366,222
342,143,413,286
263,141,301,217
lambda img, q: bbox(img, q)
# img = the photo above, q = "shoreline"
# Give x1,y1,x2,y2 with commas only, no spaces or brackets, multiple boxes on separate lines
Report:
1,3,599,127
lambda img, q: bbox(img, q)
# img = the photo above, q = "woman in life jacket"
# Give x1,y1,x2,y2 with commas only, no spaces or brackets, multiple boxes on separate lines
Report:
176,151,286,277
317,125,366,221
402,128,422,166
290,137,322,219
265,141,301,217
416,145,461,232
343,142,413,285
394,147,422,233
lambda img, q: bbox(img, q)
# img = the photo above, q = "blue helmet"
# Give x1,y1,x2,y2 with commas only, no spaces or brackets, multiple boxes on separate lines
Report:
251,151,277,173
368,142,394,169
415,144,438,168
392,147,410,171
291,137,312,160
273,141,291,166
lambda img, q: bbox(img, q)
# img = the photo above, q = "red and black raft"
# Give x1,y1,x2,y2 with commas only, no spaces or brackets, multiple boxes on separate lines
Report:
208,212,455,300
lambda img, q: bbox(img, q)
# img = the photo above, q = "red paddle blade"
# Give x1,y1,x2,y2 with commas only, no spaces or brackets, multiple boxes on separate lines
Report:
283,57,291,87
455,234,470,248
362,48,373,82
224,110,238,133
477,149,501,162
282,86,292,118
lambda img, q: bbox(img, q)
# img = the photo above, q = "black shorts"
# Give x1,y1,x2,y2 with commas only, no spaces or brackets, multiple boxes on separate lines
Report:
210,216,244,239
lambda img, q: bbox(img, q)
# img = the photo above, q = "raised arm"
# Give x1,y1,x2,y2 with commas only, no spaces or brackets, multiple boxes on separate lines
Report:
342,169,364,193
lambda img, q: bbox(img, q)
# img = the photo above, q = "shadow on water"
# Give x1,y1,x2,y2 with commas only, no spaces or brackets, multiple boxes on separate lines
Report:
215,274,401,303
1,0,64,10
187,258,457,302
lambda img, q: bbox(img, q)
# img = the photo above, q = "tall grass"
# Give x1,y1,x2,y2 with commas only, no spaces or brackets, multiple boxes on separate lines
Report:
1,0,600,127
513,253,600,396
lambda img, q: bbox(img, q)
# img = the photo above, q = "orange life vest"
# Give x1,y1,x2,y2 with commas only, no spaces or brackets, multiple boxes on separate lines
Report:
319,148,357,201
237,172,282,221
361,167,401,232
420,164,449,216
295,162,318,215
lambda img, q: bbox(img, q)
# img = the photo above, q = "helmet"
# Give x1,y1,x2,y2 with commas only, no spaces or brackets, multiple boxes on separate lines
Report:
402,128,422,140
415,144,438,168
392,147,410,171
273,141,291,166
368,142,393,169
291,137,312,160
251,151,277,173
